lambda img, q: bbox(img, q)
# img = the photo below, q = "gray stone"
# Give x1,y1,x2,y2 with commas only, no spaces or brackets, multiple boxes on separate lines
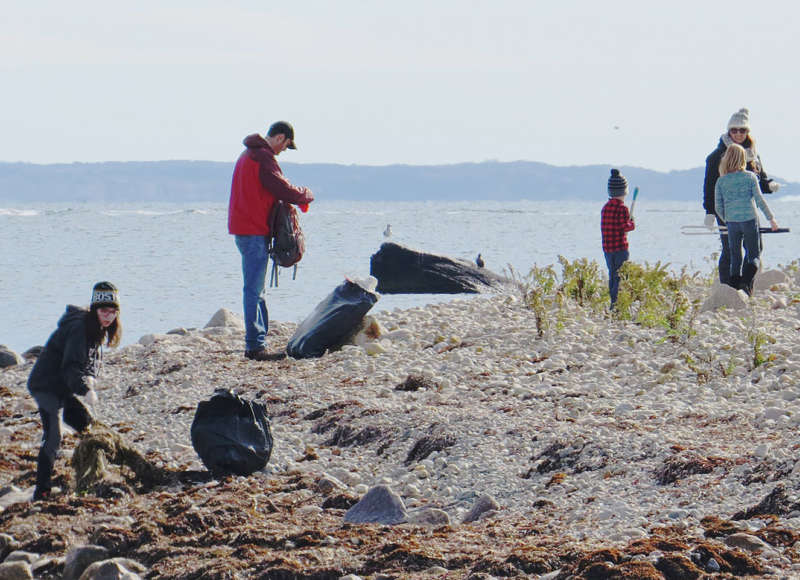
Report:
343,485,407,525
166,327,190,335
700,283,747,312
21,346,43,360
0,488,33,511
724,532,770,552
706,557,720,572
0,533,19,560
406,507,451,526
63,545,110,580
78,558,146,580
0,346,22,369
204,308,244,329
316,474,346,495
462,494,500,523
2,553,37,565
754,269,788,291
0,560,33,580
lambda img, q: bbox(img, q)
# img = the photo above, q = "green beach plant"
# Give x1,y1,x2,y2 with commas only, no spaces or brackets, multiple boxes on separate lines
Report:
613,262,697,335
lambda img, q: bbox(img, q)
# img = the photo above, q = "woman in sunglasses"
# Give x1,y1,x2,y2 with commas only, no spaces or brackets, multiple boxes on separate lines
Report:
702,108,780,287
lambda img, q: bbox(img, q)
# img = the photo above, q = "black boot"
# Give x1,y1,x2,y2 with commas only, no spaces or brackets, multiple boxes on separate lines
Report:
741,263,758,296
729,275,741,291
33,450,54,501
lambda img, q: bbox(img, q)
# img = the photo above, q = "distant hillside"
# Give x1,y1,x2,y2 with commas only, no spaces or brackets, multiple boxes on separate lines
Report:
1,160,797,202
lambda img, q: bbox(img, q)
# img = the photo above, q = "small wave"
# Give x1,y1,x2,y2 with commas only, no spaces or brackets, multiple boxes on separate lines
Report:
100,209,185,217
0,208,39,217
775,195,800,203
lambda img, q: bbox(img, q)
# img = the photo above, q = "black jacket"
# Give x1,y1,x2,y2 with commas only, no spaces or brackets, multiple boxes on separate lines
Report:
703,136,773,215
27,306,101,398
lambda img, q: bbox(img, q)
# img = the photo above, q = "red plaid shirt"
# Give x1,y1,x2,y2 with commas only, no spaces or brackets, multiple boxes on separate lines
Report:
601,198,635,252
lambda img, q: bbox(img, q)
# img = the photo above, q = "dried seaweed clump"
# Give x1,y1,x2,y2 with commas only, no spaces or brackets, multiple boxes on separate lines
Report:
72,422,173,495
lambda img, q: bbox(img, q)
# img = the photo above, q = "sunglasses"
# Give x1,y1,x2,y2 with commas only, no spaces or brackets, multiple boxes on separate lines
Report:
730,128,748,134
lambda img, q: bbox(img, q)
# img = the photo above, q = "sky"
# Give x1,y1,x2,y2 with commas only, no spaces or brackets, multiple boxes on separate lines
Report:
2,0,799,181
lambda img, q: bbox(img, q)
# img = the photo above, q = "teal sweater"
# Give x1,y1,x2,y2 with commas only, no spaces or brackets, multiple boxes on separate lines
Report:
714,170,774,223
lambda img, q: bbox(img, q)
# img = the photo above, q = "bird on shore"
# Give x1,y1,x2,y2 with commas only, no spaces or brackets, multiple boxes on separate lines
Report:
475,253,484,268
383,224,392,238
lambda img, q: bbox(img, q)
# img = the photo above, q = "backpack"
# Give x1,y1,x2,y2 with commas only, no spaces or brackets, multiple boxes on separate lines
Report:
267,200,305,287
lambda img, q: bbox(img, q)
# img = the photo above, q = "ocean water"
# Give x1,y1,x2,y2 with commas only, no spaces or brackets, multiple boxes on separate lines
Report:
2,198,799,354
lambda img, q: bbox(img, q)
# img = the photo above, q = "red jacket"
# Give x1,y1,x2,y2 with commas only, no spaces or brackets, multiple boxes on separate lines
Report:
227,134,314,235
601,197,635,252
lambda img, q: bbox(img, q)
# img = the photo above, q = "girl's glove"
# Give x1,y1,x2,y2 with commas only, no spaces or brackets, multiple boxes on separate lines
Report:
769,181,781,193
85,389,99,408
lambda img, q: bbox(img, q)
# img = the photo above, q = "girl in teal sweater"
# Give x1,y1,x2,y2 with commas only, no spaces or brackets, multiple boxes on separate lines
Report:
714,144,779,295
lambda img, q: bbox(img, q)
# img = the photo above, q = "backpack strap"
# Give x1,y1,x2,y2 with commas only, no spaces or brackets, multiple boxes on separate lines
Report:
269,258,280,288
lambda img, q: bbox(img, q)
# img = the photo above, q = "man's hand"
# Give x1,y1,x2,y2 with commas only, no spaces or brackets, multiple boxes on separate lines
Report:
704,214,716,229
770,218,779,231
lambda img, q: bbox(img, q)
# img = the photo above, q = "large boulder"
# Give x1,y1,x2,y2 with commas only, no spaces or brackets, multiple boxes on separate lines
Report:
370,242,507,294
754,269,789,291
0,346,23,368
343,485,407,525
700,282,748,312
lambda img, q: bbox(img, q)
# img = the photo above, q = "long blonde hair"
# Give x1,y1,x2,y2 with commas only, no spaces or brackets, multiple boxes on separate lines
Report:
719,143,747,176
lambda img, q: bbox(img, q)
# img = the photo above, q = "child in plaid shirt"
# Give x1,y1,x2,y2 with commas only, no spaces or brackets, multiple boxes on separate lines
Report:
601,169,635,306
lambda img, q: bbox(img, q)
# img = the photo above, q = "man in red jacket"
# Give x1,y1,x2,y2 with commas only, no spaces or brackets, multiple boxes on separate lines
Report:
228,121,314,361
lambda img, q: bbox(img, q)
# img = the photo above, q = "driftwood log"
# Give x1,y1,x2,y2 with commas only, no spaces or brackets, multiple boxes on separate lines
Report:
369,242,508,294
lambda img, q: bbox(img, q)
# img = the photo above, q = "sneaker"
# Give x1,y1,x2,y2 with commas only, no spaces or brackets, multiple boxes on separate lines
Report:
244,349,287,361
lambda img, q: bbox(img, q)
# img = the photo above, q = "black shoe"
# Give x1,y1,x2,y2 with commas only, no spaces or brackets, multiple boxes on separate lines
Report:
244,349,286,361
32,488,51,501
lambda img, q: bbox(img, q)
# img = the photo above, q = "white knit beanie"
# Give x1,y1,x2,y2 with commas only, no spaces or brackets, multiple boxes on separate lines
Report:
727,108,750,130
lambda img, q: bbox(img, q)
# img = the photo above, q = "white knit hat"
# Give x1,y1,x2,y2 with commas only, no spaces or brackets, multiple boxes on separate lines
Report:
727,108,750,130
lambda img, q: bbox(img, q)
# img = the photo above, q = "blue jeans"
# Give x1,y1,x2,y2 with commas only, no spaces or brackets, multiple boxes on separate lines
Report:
604,249,629,305
235,235,269,351
727,219,761,280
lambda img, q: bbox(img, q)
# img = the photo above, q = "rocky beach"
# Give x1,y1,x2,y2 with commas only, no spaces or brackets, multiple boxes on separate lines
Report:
3,264,800,579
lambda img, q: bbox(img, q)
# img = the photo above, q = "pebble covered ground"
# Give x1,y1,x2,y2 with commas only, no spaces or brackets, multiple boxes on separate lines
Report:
3,267,800,578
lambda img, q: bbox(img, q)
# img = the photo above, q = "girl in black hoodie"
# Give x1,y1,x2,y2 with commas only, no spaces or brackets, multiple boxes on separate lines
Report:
27,281,121,501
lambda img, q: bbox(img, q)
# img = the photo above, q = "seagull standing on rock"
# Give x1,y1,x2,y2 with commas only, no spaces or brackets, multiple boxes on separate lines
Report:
475,253,484,268
383,224,392,238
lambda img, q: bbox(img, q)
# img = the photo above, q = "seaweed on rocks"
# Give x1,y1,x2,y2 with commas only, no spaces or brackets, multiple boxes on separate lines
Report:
732,483,800,519
654,450,727,485
395,374,437,391
524,438,608,477
405,429,456,465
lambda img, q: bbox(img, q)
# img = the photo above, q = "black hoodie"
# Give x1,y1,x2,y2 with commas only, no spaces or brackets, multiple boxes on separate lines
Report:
27,306,101,399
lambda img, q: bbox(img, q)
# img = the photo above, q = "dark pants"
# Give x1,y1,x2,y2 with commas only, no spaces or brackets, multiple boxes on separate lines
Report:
32,392,91,497
604,249,629,305
33,392,62,497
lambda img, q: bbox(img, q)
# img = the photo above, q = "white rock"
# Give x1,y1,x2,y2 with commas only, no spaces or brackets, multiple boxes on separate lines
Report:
701,284,748,312
204,308,244,329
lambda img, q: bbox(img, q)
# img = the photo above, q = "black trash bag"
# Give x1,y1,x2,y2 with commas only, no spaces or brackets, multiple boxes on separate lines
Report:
63,394,93,433
190,389,273,476
287,278,379,359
